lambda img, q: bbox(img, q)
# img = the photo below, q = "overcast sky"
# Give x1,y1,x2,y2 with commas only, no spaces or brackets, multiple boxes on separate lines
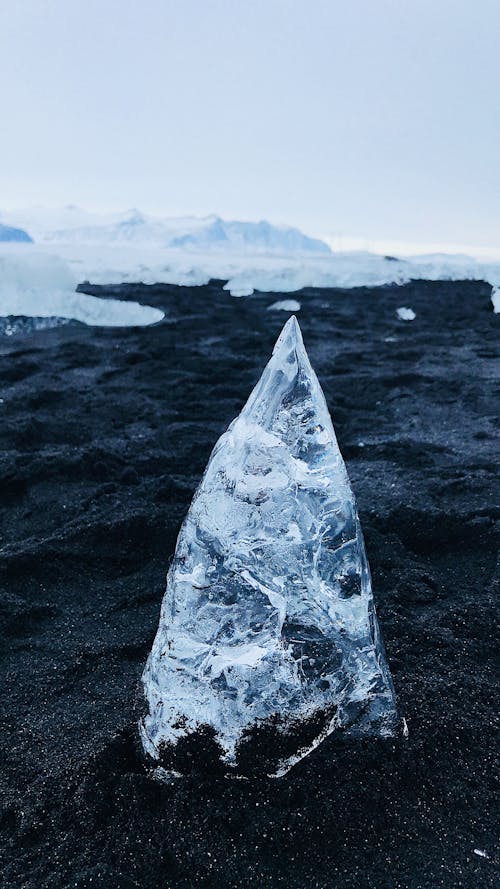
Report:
1,0,499,248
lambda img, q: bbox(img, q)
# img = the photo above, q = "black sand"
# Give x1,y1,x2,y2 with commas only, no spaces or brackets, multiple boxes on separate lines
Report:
1,279,498,888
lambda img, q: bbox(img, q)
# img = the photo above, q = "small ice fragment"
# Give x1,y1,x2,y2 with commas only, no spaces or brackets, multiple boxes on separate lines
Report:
268,299,301,312
229,285,254,298
396,307,416,321
141,316,397,774
491,286,500,314
402,716,409,738
153,767,184,784
473,849,489,859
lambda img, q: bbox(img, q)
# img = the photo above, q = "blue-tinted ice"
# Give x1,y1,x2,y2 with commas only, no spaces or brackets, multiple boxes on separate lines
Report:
141,317,397,774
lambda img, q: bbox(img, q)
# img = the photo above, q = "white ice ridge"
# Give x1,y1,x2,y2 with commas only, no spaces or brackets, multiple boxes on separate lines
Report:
10,242,500,302
141,317,397,773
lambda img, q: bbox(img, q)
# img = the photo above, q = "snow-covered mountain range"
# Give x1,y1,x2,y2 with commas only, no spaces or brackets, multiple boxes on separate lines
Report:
0,223,32,243
0,207,331,254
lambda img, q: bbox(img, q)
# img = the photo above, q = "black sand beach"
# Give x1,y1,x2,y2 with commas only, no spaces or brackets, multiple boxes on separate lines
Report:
1,279,498,888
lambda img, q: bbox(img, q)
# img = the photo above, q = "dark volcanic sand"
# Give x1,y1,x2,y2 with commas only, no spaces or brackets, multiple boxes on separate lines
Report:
1,280,498,888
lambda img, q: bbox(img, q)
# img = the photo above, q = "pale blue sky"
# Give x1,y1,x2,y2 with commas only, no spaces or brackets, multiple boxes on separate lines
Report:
1,0,499,247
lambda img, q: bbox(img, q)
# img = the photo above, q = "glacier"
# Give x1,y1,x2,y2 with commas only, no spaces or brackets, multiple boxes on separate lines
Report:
141,317,397,775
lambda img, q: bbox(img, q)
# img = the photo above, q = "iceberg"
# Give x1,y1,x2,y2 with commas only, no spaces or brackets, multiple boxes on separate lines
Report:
140,317,397,775
0,249,164,328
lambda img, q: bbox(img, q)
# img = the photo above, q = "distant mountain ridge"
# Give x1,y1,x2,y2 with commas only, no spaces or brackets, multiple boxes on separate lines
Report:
0,223,33,243
1,207,331,254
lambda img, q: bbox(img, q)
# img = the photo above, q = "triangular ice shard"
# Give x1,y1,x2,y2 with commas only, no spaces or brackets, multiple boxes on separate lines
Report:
140,317,397,775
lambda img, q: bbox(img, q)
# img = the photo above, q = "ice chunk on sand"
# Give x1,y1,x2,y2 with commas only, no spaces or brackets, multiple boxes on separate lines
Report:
0,249,164,328
396,306,416,321
491,286,500,314
141,317,397,775
267,299,301,312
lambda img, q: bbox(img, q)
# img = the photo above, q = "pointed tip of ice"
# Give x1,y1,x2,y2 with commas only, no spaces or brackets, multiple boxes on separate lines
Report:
273,315,305,357
283,314,301,336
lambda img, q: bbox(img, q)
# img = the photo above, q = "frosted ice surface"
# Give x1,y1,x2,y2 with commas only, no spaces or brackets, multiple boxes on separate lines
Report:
141,317,397,773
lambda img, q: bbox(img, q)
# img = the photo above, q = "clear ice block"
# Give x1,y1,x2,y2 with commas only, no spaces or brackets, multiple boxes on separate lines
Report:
140,317,397,774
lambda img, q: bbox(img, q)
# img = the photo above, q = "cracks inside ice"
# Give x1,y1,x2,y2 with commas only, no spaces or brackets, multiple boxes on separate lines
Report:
140,316,397,775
